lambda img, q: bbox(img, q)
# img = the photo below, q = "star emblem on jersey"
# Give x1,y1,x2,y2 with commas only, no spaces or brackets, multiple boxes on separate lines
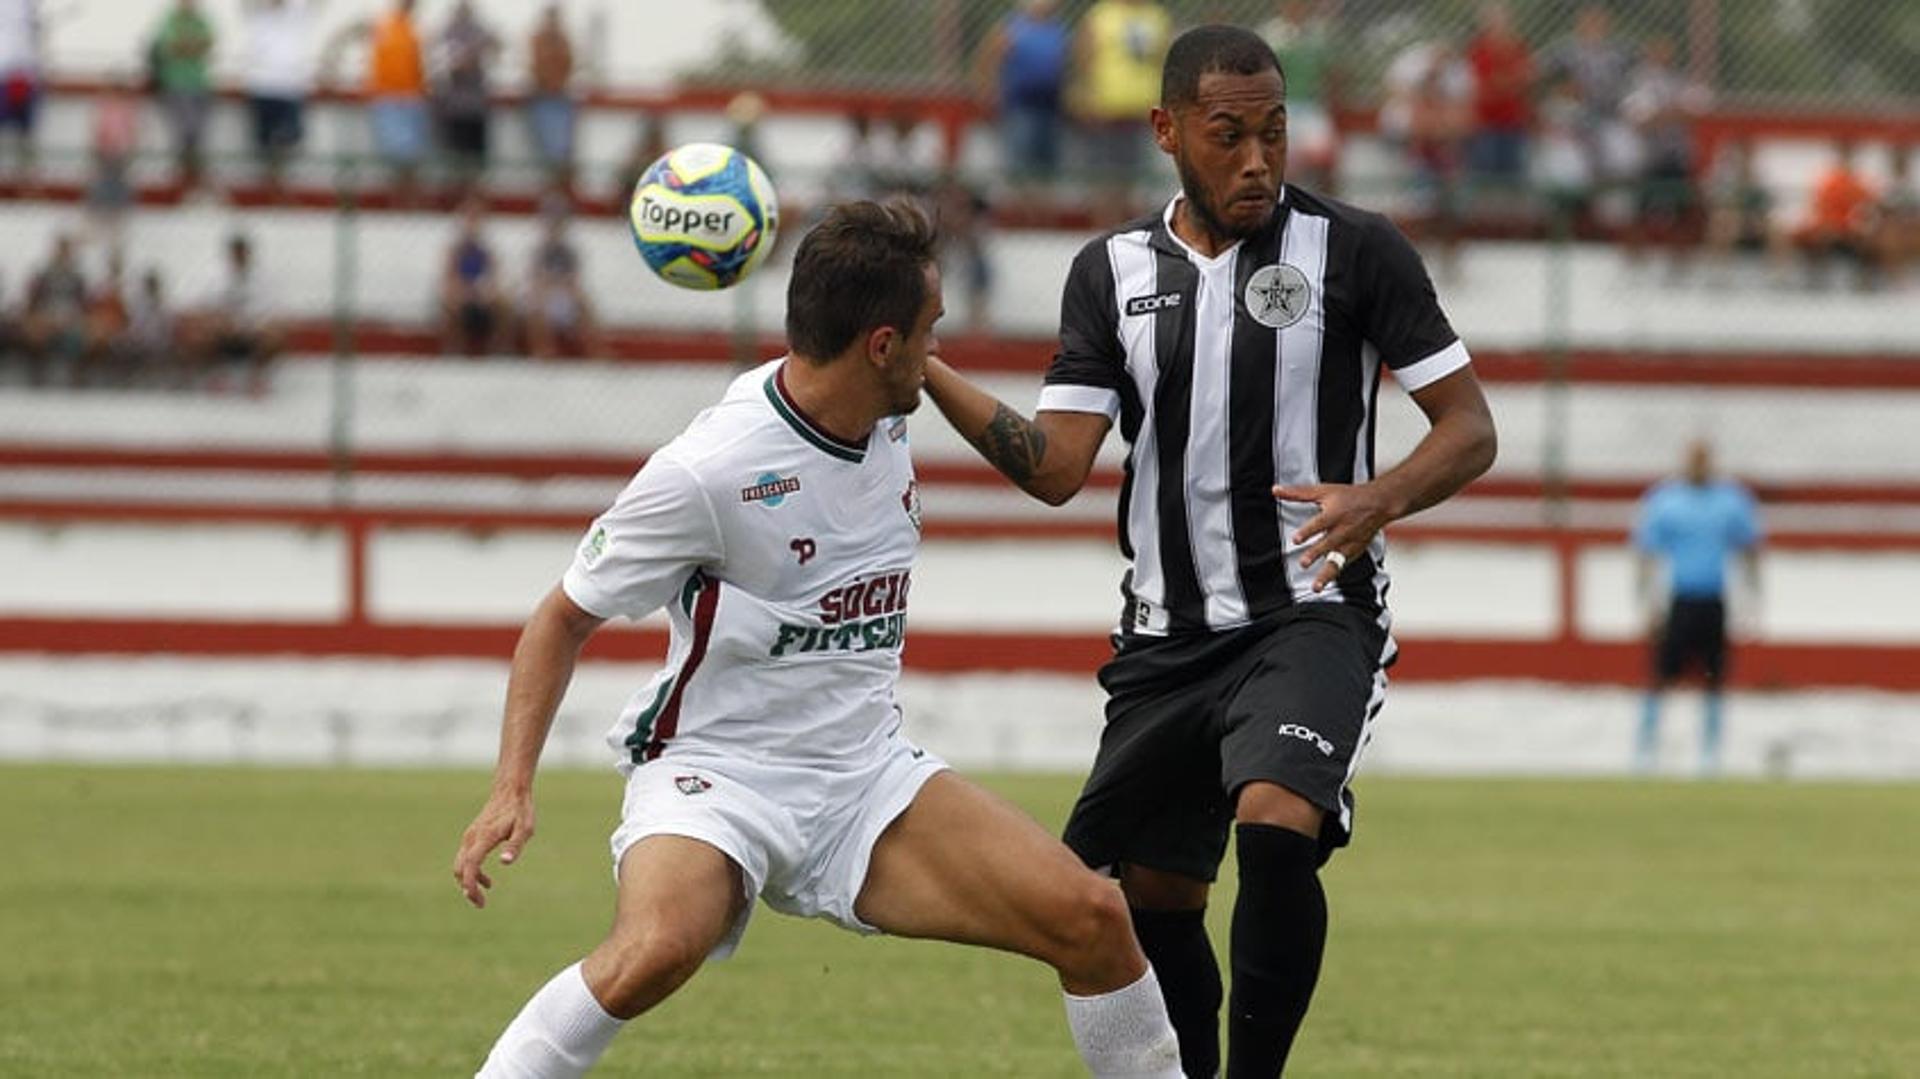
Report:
674,775,713,795
1245,262,1311,329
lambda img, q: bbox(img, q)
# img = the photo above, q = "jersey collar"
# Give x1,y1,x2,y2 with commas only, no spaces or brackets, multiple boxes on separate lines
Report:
765,360,869,463
1152,185,1290,260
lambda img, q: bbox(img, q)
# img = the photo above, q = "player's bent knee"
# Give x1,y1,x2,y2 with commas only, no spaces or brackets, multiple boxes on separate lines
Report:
589,929,710,1018
1040,875,1141,976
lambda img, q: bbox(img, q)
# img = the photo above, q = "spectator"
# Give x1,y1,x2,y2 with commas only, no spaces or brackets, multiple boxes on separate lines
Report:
1530,73,1592,222
86,73,139,244
610,110,666,206
79,250,129,387
187,234,281,393
1073,0,1171,225
1260,0,1342,194
0,271,20,380
434,0,499,187
934,171,993,333
21,232,87,386
0,0,47,184
525,3,574,186
1633,439,1761,776
1380,38,1472,275
150,0,215,189
1620,35,1709,273
331,0,428,202
1539,4,1637,223
1700,138,1773,286
1877,144,1918,283
439,197,507,355
522,210,601,360
1464,1,1532,196
1773,139,1879,290
123,267,176,387
243,0,320,193
724,90,767,176
975,0,1068,192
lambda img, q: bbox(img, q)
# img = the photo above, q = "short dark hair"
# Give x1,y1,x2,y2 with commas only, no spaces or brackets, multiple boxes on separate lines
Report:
1161,24,1284,108
786,199,939,362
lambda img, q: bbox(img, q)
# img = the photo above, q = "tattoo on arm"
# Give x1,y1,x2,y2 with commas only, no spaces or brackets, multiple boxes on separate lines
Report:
976,403,1049,485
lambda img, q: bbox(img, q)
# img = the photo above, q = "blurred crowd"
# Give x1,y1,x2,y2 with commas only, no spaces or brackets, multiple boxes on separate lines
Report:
2,0,1917,390
970,0,1919,286
0,229,275,392
0,0,586,202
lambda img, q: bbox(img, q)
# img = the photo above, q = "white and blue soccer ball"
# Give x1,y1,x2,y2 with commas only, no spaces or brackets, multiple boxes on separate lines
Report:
628,143,780,291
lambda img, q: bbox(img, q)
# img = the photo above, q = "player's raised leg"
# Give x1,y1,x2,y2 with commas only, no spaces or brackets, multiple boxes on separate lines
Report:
855,771,1183,1078
475,835,746,1078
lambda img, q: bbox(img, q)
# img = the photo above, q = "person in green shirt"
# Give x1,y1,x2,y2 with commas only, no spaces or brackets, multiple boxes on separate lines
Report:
151,0,215,187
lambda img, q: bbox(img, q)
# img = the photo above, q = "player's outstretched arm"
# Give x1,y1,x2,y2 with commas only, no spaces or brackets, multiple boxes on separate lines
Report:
924,356,1111,506
1278,366,1497,591
454,585,605,908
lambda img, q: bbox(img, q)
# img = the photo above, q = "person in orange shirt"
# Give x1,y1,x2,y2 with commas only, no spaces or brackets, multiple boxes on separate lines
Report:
328,0,427,199
1775,138,1879,288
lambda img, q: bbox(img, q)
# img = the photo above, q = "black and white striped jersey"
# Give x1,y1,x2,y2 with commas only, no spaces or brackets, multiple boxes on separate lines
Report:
1039,187,1471,637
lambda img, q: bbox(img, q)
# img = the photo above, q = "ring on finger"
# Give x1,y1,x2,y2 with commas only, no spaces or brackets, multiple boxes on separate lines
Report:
1326,550,1347,571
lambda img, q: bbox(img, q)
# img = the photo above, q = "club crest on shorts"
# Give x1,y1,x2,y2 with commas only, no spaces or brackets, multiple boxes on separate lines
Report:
1245,262,1311,329
674,774,713,795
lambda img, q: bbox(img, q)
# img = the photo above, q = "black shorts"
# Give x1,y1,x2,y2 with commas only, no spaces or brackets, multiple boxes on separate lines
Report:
1062,604,1390,881
1655,597,1727,686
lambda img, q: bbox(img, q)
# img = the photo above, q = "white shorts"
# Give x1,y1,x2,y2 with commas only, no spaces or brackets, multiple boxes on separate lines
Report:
607,733,948,960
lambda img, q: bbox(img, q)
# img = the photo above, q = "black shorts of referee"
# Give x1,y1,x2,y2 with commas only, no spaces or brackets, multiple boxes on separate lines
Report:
1063,603,1389,879
1655,595,1728,687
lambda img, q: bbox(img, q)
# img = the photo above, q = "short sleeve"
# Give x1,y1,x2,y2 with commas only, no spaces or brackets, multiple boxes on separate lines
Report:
1359,214,1470,392
562,455,723,621
1038,239,1124,420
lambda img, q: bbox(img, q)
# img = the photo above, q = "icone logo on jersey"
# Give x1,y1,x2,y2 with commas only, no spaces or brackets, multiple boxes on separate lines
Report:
741,471,800,506
1125,290,1183,316
768,570,913,657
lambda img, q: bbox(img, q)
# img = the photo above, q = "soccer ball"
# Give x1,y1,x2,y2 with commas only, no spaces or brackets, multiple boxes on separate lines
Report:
628,143,780,291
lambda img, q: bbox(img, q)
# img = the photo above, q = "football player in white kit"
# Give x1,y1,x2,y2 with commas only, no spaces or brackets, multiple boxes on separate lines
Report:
454,201,1182,1079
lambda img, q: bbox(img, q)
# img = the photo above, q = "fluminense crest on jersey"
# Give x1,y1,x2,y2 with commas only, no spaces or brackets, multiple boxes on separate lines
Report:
901,480,921,531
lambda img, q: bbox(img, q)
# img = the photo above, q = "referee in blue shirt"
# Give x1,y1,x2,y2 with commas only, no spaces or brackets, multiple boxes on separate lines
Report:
1632,440,1762,774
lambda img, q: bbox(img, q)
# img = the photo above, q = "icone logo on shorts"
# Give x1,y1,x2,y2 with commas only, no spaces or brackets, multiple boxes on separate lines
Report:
1277,723,1335,757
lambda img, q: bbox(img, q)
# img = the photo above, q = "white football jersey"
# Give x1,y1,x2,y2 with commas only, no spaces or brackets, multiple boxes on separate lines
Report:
563,359,922,769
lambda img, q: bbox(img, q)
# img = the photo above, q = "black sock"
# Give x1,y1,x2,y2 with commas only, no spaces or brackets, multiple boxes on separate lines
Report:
1131,906,1222,1079
1226,823,1327,1078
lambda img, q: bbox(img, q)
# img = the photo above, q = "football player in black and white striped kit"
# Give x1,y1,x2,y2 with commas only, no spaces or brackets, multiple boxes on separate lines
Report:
925,25,1497,1078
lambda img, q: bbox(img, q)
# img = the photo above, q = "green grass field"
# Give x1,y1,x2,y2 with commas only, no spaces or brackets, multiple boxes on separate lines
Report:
2,766,1916,1077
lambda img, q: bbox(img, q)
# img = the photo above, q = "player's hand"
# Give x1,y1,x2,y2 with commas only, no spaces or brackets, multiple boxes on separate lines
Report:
453,788,537,909
1273,481,1395,593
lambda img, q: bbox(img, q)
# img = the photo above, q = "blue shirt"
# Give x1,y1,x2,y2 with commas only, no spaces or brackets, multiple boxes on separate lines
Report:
1633,480,1761,599
1000,13,1068,110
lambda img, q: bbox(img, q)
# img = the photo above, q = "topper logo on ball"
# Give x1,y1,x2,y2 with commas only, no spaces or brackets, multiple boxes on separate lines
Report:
634,193,741,243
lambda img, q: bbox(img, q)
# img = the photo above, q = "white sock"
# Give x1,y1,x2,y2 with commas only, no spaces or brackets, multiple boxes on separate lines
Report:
1063,966,1185,1078
475,961,626,1078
